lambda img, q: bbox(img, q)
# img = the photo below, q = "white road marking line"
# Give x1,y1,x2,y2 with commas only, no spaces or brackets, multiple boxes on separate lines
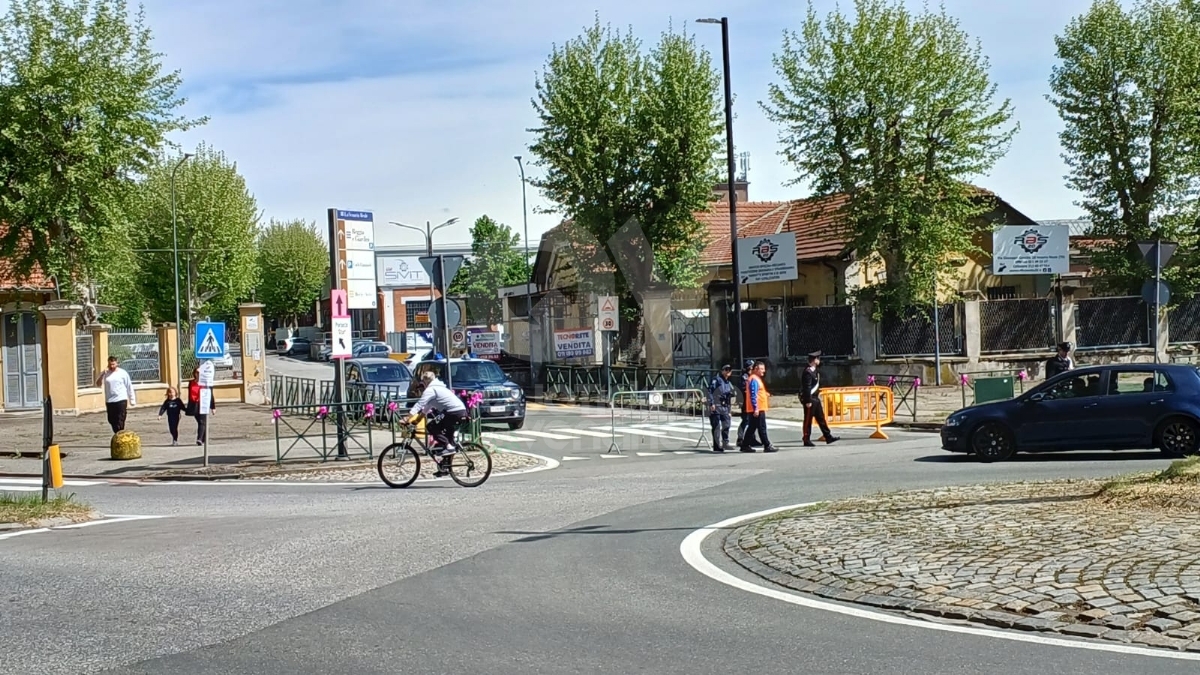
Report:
674,451,700,455
549,428,616,438
599,454,627,459
0,485,41,492
765,419,808,429
561,456,590,461
599,427,705,444
509,430,579,441
680,503,1200,663
481,432,534,443
0,478,106,486
0,514,169,542
636,452,668,457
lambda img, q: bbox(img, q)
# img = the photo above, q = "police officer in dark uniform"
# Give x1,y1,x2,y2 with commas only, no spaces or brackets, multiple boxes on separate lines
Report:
734,359,761,448
707,364,735,452
1045,342,1074,379
800,351,840,447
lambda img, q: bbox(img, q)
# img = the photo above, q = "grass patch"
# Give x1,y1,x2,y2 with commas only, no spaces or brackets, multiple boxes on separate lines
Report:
1095,456,1200,510
0,492,93,527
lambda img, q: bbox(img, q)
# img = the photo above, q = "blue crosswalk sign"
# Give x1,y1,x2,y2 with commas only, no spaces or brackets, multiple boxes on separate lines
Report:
194,322,226,358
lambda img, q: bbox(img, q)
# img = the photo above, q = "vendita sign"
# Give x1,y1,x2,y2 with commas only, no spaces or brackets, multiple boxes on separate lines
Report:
553,329,594,359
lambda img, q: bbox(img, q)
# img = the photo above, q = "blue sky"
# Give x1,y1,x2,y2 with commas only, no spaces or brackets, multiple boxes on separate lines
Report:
144,0,1102,249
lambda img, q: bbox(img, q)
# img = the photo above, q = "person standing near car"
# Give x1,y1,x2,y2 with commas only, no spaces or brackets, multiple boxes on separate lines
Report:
1045,342,1074,379
707,365,735,452
800,351,839,447
96,356,136,433
740,360,779,453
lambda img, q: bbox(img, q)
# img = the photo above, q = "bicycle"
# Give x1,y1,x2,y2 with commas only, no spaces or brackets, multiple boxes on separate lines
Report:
376,416,493,488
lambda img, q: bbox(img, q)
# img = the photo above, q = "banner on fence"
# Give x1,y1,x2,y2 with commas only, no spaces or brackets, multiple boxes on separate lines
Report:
993,225,1069,275
554,329,595,359
469,331,501,357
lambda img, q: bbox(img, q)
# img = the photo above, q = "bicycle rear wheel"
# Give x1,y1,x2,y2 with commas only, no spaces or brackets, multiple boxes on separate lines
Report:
377,441,421,488
447,441,492,488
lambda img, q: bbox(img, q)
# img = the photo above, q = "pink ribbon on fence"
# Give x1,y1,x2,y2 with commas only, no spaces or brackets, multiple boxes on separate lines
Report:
387,401,398,413
867,375,875,385
960,374,969,385
1018,370,1029,382
913,377,922,388
272,409,281,421
888,376,896,387
317,406,328,419
364,403,375,416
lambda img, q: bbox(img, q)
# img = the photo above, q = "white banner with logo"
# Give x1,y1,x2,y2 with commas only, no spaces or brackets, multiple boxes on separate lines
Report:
469,331,502,357
992,225,1069,275
553,329,595,359
736,232,799,285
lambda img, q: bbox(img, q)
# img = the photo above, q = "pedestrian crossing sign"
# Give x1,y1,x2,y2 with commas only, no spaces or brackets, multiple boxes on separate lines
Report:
194,321,226,358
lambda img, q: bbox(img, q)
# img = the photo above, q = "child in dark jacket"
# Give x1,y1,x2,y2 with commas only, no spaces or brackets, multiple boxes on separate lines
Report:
158,387,184,446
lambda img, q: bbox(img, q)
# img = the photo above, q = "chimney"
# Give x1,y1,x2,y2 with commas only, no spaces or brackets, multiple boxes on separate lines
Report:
713,179,749,204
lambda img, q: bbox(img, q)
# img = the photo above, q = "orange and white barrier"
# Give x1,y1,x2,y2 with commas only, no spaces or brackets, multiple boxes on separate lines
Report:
818,386,894,440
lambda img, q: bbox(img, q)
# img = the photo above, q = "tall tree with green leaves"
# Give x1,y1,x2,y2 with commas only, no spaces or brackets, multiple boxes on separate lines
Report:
1049,0,1200,297
0,0,201,288
131,143,260,326
529,19,722,304
256,219,329,329
449,215,529,325
762,0,1017,312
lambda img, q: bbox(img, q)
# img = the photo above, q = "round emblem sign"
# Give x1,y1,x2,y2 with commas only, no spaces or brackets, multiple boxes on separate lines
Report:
601,318,615,331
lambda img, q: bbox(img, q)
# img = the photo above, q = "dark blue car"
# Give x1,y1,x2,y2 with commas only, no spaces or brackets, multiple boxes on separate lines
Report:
941,363,1200,462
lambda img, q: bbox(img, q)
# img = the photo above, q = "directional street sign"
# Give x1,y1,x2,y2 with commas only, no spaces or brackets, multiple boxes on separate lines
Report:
330,317,353,359
430,299,461,329
331,289,349,319
329,209,377,310
597,295,619,332
194,321,226,358
418,256,464,292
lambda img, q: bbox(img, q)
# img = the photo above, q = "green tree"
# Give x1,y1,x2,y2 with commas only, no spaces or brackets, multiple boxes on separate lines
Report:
131,143,260,326
256,219,329,328
528,18,722,302
1049,0,1200,297
450,215,530,325
762,0,1017,312
0,0,201,287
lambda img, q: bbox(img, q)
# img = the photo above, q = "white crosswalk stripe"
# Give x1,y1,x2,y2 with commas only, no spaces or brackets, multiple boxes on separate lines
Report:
0,478,104,493
596,426,703,443
508,429,580,441
548,428,615,438
481,432,535,443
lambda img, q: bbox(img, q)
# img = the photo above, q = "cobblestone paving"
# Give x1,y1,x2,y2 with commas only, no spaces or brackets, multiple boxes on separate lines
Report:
726,481,1200,652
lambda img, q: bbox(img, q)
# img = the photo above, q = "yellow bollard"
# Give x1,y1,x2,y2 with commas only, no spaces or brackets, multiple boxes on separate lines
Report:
48,444,64,489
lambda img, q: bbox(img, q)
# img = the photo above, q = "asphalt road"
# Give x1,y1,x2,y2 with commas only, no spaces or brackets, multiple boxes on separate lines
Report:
1,407,1194,675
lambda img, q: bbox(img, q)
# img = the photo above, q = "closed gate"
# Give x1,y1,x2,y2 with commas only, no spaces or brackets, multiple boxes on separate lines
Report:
3,311,43,409
671,309,710,367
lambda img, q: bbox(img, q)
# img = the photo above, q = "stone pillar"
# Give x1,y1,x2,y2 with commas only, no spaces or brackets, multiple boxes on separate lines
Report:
156,323,179,387
963,299,982,364
707,280,732,367
1060,293,1078,347
239,303,267,404
1156,305,1170,363
39,303,82,414
855,302,878,365
641,287,674,370
87,323,110,387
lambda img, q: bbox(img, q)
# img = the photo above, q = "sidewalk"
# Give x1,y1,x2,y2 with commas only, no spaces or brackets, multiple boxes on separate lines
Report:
0,404,403,478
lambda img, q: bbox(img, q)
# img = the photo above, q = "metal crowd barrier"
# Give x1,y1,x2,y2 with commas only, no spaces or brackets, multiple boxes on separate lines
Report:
819,386,894,440
607,389,708,455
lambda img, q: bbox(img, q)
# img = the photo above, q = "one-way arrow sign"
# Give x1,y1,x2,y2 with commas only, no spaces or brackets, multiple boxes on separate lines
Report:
331,289,349,319
419,255,465,292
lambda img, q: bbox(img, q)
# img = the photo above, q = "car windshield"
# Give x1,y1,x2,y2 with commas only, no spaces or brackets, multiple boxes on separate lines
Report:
450,361,507,384
360,363,411,382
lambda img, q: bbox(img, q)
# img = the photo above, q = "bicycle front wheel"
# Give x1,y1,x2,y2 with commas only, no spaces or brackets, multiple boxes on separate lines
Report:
377,442,421,488
448,441,492,488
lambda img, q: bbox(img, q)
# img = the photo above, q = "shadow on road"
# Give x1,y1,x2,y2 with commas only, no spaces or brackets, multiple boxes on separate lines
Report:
914,450,1166,463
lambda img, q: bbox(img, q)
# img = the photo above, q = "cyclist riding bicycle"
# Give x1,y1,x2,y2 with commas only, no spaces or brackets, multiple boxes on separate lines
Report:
405,370,468,472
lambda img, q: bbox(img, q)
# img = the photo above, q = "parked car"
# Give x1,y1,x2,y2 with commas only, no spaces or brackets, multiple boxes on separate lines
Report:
941,363,1200,462
120,358,160,383
346,357,413,411
351,341,390,358
277,337,311,357
408,357,526,429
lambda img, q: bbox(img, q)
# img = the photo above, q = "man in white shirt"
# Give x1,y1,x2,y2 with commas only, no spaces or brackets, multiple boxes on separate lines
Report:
96,356,136,433
407,370,467,463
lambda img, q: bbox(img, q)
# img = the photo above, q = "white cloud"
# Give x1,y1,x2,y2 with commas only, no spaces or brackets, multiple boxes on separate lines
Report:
146,0,1102,250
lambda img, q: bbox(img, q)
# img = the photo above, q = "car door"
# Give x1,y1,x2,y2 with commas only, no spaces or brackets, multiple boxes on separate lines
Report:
1015,372,1110,449
1090,369,1175,446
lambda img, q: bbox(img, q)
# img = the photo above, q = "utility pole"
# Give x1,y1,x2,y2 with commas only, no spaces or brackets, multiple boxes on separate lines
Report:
698,17,743,367
515,156,535,389
171,153,193,385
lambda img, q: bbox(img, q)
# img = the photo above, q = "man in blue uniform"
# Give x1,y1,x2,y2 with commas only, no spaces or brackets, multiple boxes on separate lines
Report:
707,364,735,452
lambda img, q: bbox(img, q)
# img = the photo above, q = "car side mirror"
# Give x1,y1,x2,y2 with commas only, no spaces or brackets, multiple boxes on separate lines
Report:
1028,393,1045,403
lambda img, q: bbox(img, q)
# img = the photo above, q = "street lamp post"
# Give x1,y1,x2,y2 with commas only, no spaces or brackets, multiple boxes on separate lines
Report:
514,156,535,389
698,16,743,368
387,217,458,353
170,153,193,387
929,108,954,387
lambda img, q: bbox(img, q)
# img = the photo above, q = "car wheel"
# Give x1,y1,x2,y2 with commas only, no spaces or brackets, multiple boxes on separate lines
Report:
508,419,525,430
1157,417,1200,457
971,422,1016,463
